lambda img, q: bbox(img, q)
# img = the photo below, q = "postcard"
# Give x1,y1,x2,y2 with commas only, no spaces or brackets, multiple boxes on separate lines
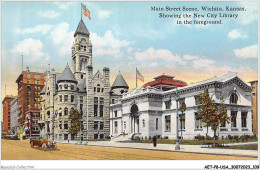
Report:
1,1,258,169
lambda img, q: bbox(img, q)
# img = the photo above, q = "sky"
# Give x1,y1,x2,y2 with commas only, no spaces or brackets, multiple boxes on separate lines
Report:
1,1,258,104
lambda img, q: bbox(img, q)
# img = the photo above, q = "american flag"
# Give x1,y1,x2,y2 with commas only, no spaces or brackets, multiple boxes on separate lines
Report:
82,4,91,20
137,69,144,82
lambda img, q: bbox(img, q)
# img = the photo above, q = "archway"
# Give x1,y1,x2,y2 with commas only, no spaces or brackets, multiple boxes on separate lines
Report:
130,104,139,133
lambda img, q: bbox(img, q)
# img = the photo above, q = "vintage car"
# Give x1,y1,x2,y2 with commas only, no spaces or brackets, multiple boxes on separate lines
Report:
30,138,57,151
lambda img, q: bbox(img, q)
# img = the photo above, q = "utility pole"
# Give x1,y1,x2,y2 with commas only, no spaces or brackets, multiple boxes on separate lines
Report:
21,55,23,72
175,87,180,150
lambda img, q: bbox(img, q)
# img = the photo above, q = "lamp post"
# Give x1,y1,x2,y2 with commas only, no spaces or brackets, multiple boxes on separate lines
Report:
175,87,180,150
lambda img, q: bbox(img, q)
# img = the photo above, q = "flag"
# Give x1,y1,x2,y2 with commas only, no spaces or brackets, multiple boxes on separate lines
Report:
137,69,144,82
82,4,91,20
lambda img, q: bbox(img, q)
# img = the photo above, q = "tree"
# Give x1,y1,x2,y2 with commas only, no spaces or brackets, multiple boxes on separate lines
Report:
179,102,186,139
68,109,83,141
197,89,230,147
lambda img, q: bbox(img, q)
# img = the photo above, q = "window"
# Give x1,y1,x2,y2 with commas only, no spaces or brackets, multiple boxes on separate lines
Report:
241,112,247,128
64,95,68,102
194,95,200,105
59,121,62,129
64,134,68,140
124,121,126,129
94,121,98,130
80,96,83,103
64,108,68,116
195,113,202,129
71,85,74,90
179,114,185,130
100,134,104,139
179,98,185,105
94,87,96,92
64,121,68,129
59,85,62,90
165,100,171,109
59,95,62,102
231,111,237,127
94,97,98,117
230,93,238,104
114,111,117,117
71,95,74,102
64,84,68,90
94,134,98,139
100,98,104,117
59,108,62,116
97,84,100,92
165,116,171,131
81,75,83,79
112,99,115,104
156,118,159,130
100,122,104,130
142,119,145,128
102,88,104,93
47,111,50,119
114,121,118,133
80,104,83,115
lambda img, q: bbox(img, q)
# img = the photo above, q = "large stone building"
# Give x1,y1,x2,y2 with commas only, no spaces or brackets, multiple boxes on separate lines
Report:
110,72,253,140
10,97,18,135
39,19,127,140
249,80,258,136
2,96,15,134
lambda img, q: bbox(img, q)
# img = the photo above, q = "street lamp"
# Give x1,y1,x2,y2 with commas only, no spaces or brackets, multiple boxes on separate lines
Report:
175,87,180,150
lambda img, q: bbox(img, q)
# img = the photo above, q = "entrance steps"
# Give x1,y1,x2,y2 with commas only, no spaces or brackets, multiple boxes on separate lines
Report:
111,133,136,142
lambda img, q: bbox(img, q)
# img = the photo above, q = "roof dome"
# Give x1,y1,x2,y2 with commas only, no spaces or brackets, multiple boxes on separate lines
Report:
112,72,129,89
57,64,77,83
74,19,90,37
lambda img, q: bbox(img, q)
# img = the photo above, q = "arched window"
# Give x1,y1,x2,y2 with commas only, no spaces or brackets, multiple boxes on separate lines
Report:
59,108,62,117
230,93,238,104
64,107,68,116
47,111,50,119
97,84,100,92
130,104,139,118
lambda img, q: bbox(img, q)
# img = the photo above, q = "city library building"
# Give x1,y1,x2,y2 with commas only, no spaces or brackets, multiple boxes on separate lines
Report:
110,72,253,140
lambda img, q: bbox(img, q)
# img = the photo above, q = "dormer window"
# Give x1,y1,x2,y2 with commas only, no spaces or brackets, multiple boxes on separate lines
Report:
71,85,74,90
230,93,238,104
64,84,68,90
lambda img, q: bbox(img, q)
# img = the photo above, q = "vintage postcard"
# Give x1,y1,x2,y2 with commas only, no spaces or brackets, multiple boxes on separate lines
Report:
1,1,259,169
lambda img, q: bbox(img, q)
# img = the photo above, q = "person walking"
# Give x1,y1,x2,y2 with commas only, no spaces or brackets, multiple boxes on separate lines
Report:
153,136,157,147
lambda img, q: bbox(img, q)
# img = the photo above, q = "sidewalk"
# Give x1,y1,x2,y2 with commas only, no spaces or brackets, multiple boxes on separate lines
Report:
56,140,258,158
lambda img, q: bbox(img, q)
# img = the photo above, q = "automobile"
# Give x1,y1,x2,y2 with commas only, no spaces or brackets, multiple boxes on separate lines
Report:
30,138,57,151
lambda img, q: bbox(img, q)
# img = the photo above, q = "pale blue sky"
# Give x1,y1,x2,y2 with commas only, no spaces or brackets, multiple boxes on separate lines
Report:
1,1,258,97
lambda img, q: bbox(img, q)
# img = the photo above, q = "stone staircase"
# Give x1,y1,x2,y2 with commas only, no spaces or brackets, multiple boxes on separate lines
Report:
111,133,135,142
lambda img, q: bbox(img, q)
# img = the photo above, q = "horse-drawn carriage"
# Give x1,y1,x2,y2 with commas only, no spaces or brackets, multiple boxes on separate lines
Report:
30,138,57,151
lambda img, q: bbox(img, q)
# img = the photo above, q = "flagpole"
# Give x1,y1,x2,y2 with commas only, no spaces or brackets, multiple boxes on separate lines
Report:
81,3,82,20
136,68,137,89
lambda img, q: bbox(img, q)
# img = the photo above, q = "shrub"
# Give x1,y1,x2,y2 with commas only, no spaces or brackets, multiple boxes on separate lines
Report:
164,136,168,139
135,136,140,141
206,135,213,140
233,135,239,142
195,134,205,140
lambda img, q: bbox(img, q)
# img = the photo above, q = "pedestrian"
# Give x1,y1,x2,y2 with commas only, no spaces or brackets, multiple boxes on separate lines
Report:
153,136,157,147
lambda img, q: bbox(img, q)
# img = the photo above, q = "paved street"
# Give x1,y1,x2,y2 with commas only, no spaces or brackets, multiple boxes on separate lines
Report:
1,139,257,160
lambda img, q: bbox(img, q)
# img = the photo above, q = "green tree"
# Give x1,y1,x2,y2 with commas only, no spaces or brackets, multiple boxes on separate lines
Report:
197,89,230,147
179,102,186,139
68,109,83,140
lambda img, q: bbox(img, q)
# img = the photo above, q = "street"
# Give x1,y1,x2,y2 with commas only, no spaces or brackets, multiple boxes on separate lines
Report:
1,139,256,160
